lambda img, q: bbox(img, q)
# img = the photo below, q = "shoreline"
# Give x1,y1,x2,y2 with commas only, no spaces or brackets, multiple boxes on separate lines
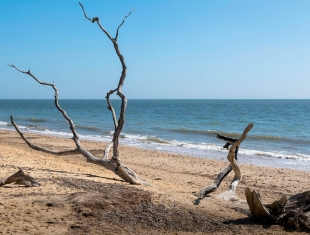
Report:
1,99,310,172
0,129,310,234
1,126,309,172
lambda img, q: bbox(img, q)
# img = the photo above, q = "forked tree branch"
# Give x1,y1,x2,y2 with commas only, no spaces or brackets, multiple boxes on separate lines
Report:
79,2,129,92
78,2,113,41
196,134,238,198
10,115,79,155
8,65,147,184
196,123,253,199
78,2,148,184
8,65,100,159
114,8,135,41
8,4,148,185
79,2,132,168
8,64,79,141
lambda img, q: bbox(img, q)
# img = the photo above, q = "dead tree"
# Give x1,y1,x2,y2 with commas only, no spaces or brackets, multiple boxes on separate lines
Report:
196,123,253,200
8,3,148,185
246,188,310,231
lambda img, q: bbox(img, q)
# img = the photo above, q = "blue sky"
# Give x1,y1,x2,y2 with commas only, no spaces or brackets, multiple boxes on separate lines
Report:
1,0,310,99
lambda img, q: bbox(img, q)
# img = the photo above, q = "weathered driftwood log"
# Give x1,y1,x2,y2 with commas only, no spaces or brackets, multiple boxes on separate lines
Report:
0,169,40,187
246,188,310,231
195,134,238,197
197,123,253,200
8,3,149,185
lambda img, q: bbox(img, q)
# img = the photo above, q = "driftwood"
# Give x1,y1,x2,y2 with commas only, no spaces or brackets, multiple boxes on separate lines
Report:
246,188,310,231
0,169,40,187
196,134,238,197
197,123,253,200
8,3,149,185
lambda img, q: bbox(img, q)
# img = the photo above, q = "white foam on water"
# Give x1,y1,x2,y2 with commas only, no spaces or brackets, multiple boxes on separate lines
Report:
118,132,310,162
0,121,8,126
1,125,309,171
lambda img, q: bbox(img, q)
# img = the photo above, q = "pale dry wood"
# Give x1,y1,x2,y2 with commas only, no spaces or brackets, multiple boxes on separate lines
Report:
196,134,237,198
103,89,118,159
0,169,41,187
103,141,113,159
196,164,232,198
245,187,278,221
8,3,149,185
197,123,253,200
219,123,253,201
10,115,79,156
79,2,148,185
79,2,132,169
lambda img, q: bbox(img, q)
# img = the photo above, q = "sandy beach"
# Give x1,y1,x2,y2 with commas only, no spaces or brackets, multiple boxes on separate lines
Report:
0,129,309,234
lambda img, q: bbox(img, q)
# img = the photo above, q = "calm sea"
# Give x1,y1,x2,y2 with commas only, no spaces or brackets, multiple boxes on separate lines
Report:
0,99,309,171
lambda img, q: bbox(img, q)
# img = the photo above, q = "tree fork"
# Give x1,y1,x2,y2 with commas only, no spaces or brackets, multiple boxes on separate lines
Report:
8,3,149,185
196,123,253,200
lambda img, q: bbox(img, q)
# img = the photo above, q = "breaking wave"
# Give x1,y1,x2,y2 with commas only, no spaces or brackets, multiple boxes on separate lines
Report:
28,118,47,123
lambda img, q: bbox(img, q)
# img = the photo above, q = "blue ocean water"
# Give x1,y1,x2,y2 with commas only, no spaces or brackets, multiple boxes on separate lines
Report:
0,99,309,171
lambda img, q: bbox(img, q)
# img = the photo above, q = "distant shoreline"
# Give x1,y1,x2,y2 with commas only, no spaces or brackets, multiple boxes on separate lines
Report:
1,99,310,172
1,127,309,172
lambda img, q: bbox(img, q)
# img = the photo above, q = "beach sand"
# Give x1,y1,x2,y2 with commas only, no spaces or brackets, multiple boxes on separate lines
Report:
0,129,309,234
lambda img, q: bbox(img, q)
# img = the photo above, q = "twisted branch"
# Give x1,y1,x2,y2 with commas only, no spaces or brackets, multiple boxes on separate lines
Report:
8,64,79,141
226,123,253,194
8,3,148,185
196,123,253,200
79,2,131,169
8,65,110,163
196,134,238,198
8,65,145,185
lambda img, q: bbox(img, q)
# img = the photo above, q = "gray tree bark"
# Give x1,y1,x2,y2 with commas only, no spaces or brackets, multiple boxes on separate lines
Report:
8,3,149,185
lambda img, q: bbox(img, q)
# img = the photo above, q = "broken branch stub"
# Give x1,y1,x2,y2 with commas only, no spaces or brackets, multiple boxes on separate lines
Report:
0,169,40,187
8,3,149,185
245,187,310,232
196,123,253,200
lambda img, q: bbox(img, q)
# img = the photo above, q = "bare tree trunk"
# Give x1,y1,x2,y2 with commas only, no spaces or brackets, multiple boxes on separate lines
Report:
8,3,149,185
197,123,253,200
0,169,40,187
